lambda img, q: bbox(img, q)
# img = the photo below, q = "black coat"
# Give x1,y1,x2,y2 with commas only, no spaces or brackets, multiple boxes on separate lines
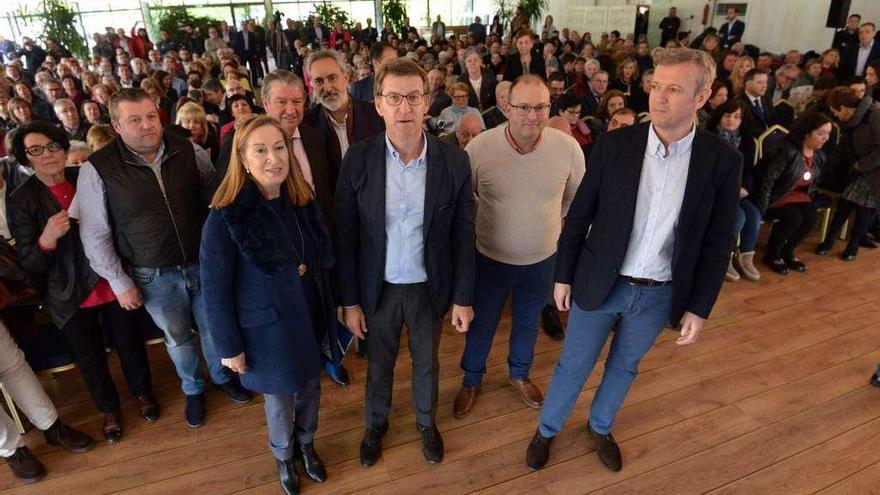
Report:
458,69,497,111
850,107,880,196
8,168,99,328
755,140,826,214
334,132,476,317
555,123,741,327
841,41,880,78
718,20,745,49
304,98,384,182
503,54,546,82
737,92,775,137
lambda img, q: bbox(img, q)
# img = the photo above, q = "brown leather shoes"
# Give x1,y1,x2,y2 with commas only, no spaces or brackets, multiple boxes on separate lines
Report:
510,378,544,409
454,386,480,419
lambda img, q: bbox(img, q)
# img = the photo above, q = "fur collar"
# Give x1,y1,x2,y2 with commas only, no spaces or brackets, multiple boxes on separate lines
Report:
218,181,295,276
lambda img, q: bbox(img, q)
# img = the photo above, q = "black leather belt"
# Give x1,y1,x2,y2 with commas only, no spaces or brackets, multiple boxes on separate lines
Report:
621,275,671,287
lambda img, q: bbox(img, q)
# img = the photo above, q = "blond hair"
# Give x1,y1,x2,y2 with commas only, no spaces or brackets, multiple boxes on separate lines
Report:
86,124,118,151
175,102,207,136
210,115,313,208
653,47,717,94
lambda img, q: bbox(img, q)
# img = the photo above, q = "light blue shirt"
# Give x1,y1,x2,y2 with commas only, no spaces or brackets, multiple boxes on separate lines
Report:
384,133,428,283
619,123,695,282
856,40,874,76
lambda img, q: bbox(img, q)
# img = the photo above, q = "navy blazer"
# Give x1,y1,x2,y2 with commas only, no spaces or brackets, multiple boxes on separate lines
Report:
718,19,745,49
555,123,742,327
841,41,880,78
350,75,374,102
334,132,476,318
200,182,340,395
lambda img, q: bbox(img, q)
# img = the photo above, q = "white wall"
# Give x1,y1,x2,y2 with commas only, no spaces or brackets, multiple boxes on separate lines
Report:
546,0,880,54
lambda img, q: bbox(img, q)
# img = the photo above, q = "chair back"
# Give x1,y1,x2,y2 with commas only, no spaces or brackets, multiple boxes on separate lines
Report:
757,124,789,160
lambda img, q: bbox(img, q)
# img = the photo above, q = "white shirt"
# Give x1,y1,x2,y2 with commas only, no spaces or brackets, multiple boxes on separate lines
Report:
856,41,874,76
0,182,9,241
328,111,350,157
619,123,695,282
470,77,482,105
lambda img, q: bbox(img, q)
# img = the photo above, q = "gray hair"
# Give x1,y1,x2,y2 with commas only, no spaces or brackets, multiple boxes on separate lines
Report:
653,47,716,93
495,80,512,99
463,46,482,63
779,63,801,76
69,140,90,154
307,49,350,75
53,98,75,112
261,69,306,104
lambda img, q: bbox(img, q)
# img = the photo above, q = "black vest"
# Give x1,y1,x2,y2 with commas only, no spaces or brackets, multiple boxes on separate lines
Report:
90,134,207,268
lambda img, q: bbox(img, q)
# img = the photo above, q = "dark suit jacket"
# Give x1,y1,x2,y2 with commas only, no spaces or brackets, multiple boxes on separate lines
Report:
334,132,476,318
236,30,256,59
307,25,329,48
458,69,496,111
503,54,546,82
304,98,384,182
718,20,745,49
215,123,336,227
350,75,374,102
579,91,602,119
737,92,774,137
555,123,741,327
841,41,880,78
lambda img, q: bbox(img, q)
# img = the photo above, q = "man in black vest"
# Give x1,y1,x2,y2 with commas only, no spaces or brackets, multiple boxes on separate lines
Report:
77,88,252,429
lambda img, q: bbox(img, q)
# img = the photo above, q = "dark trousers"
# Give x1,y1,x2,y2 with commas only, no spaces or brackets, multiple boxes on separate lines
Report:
60,302,151,413
822,198,876,253
364,283,441,429
764,202,818,261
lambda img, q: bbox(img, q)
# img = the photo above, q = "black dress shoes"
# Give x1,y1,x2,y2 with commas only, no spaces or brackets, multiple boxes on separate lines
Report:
137,393,160,423
102,411,123,444
588,423,622,472
859,237,878,249
871,374,880,387
525,429,554,471
324,362,350,387
217,377,253,404
43,420,94,453
784,257,806,273
360,421,389,467
541,304,565,341
765,258,789,275
417,423,444,464
184,393,206,428
4,446,46,483
815,241,833,256
297,442,327,483
841,248,858,262
277,457,299,495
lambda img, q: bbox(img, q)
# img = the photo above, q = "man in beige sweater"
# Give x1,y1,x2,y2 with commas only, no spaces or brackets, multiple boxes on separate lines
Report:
455,75,585,419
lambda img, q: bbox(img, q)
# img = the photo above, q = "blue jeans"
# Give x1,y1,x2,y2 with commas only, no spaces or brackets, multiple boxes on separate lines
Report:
538,278,672,436
460,252,555,388
735,199,762,252
130,264,229,395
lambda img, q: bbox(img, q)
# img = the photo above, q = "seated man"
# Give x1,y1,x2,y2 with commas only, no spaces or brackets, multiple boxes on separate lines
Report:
443,113,483,149
0,320,94,482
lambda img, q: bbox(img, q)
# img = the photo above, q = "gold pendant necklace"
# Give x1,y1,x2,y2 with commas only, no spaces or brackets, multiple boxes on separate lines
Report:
289,209,307,277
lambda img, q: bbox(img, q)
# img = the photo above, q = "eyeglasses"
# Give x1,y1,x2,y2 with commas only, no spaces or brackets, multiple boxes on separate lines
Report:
380,92,426,106
25,142,63,156
508,103,551,115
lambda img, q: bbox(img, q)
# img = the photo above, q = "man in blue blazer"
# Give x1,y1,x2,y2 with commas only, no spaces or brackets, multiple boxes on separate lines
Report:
840,22,880,78
526,48,742,473
335,58,475,466
718,7,745,50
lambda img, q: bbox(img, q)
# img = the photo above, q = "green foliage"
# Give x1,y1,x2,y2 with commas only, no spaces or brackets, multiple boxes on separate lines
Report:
16,0,88,59
382,0,407,36
516,0,550,26
150,4,222,44
313,1,351,30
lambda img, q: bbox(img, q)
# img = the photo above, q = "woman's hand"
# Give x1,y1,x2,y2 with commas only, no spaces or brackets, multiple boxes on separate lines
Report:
222,352,248,374
39,210,71,249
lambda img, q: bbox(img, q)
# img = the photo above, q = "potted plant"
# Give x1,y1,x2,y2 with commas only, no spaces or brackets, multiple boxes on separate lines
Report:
16,0,88,59
382,0,407,36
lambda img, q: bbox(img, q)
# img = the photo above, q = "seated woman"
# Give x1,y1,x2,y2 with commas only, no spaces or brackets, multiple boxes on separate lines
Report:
589,89,626,136
698,80,729,128
707,100,761,281
555,93,591,152
200,115,343,494
609,57,639,97
85,124,118,152
219,94,254,145
755,112,833,275
81,99,110,126
439,82,486,133
8,121,157,445
817,88,880,260
176,102,220,163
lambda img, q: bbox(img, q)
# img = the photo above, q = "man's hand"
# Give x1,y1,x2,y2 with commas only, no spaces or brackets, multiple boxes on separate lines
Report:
343,305,368,339
554,283,572,312
451,304,474,333
676,311,705,345
117,286,143,311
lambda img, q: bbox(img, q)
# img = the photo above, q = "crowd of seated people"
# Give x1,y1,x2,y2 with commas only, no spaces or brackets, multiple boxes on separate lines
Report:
0,7,877,492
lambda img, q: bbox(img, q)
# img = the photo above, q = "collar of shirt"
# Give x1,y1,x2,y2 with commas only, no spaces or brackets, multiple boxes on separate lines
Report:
385,132,427,169
647,122,696,160
505,123,543,154
123,140,165,167
861,40,875,50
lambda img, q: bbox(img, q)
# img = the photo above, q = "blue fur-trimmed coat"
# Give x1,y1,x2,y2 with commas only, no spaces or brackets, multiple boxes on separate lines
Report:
199,181,340,395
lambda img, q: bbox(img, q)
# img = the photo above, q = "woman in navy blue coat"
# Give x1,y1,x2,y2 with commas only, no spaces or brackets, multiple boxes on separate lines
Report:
200,115,339,495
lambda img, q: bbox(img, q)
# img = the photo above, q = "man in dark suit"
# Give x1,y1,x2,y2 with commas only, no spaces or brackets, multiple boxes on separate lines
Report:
307,16,328,49
841,22,880,78
737,68,774,137
351,42,398,102
658,7,680,47
335,57,475,467
235,21,258,87
526,48,741,473
360,18,378,46
579,70,608,118
833,14,861,52
305,50,384,184
718,7,746,50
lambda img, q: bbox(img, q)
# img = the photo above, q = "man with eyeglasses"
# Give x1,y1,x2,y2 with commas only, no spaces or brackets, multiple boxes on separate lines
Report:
768,63,800,104
454,74,584,420
335,57,475,467
580,70,609,118
305,50,383,186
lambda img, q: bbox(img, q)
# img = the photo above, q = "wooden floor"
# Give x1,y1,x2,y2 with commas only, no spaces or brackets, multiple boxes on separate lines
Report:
3,233,880,495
